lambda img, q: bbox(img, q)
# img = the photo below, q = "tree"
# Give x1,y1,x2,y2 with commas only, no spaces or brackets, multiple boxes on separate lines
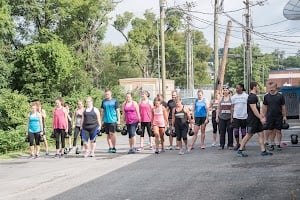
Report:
11,41,76,101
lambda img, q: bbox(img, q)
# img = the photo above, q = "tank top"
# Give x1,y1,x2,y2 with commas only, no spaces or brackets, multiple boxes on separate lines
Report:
194,98,207,118
124,102,138,124
139,100,152,122
28,112,41,133
218,97,232,120
82,107,98,128
75,109,83,127
152,106,165,127
174,107,188,127
53,107,67,129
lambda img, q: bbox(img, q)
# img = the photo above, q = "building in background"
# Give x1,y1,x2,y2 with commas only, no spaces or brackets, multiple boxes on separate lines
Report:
266,68,300,87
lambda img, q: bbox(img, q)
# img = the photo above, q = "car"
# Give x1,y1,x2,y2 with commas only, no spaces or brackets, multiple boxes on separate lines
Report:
181,97,196,111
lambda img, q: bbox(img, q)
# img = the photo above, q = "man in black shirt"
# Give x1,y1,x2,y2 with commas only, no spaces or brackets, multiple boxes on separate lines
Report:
262,82,287,151
237,82,273,157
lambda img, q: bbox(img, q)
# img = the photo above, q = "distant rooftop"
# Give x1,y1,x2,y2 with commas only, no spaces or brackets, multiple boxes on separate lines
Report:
283,0,300,20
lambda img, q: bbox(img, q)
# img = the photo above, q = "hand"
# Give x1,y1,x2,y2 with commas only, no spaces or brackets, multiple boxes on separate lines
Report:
216,118,219,123
260,117,266,125
283,116,287,122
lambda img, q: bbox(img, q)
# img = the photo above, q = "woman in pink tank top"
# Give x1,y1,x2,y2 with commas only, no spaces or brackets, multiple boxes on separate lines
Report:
138,91,153,150
122,93,140,154
52,97,68,158
152,97,168,154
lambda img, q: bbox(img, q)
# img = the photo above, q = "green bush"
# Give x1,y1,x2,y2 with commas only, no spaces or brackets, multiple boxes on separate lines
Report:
0,126,28,154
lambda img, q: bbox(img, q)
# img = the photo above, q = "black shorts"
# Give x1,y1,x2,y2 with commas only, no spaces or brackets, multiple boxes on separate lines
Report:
194,117,206,126
247,118,263,134
104,123,116,134
232,118,247,129
266,116,283,130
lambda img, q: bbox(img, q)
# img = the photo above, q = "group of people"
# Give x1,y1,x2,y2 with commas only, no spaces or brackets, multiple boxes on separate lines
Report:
211,81,287,157
26,81,287,158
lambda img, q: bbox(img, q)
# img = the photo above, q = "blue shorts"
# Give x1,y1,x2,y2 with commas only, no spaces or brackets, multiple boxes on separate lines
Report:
81,126,98,143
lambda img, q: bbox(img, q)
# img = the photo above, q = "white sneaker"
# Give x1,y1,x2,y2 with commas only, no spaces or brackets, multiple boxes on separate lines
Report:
178,150,184,155
211,143,216,147
166,146,173,150
175,146,180,150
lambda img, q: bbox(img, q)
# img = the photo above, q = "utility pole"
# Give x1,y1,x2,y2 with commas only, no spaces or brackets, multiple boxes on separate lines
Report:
186,2,194,97
214,0,219,98
244,0,252,93
157,20,161,94
218,20,232,93
160,0,166,100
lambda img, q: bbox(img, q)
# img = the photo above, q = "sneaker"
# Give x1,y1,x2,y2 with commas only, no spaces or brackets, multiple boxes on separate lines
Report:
188,146,194,151
149,146,153,150
166,146,173,150
45,151,49,156
234,144,241,151
35,154,39,158
276,145,282,151
269,145,275,151
128,149,134,154
264,142,269,146
178,150,184,155
90,153,95,157
54,154,60,158
228,146,233,150
75,147,80,154
108,148,113,153
111,148,117,153
84,152,89,158
211,143,216,147
160,148,166,153
260,151,273,156
237,150,248,157
155,149,160,154
200,145,206,149
136,147,144,151
28,154,35,159
218,146,224,150
175,146,180,150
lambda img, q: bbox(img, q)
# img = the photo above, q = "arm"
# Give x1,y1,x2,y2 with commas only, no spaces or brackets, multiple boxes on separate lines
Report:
250,104,264,123
185,107,192,125
39,113,43,134
116,108,121,125
261,104,267,119
95,108,102,129
64,108,68,132
171,108,175,128
282,104,287,121
26,113,30,135
215,101,221,123
122,102,126,122
205,99,209,123
134,101,141,123
163,107,168,127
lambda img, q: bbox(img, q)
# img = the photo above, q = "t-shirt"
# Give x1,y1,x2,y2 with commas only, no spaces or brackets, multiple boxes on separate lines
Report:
247,93,260,121
263,92,285,118
167,99,176,119
101,98,119,123
231,92,248,119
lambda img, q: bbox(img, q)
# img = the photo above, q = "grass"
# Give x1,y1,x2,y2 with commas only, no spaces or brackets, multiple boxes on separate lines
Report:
0,151,27,160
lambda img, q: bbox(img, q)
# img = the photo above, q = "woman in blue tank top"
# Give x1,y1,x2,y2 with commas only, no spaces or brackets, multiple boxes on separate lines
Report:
189,90,209,150
27,102,43,159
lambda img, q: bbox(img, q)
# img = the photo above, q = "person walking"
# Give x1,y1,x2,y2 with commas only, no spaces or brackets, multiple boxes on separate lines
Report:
216,86,234,150
35,100,49,155
52,97,68,158
210,92,220,147
152,97,168,154
101,89,121,153
27,102,43,158
123,92,140,154
72,100,84,154
64,103,73,154
172,97,193,155
231,83,248,150
262,82,287,151
81,97,101,157
166,90,178,150
189,90,209,150
237,82,273,157
138,91,153,150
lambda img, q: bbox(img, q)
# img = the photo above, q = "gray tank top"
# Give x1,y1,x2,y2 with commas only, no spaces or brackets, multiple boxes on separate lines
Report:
218,97,232,120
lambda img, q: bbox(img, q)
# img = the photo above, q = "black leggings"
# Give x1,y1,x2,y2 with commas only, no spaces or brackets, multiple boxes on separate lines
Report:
54,129,66,149
175,125,188,141
73,126,83,147
219,118,233,147
29,132,41,146
141,122,153,137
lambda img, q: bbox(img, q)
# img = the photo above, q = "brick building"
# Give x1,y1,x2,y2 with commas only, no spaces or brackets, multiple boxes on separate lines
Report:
266,69,300,87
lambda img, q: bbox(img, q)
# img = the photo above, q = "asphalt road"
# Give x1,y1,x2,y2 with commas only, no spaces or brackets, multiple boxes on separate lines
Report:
1,120,299,200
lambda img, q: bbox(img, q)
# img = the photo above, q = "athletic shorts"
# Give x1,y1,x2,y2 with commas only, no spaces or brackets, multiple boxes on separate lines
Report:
104,123,116,134
266,116,283,130
81,126,98,143
232,118,247,129
194,117,206,126
247,118,263,134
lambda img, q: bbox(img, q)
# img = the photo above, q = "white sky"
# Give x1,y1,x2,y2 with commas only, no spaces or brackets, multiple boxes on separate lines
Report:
103,0,300,56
